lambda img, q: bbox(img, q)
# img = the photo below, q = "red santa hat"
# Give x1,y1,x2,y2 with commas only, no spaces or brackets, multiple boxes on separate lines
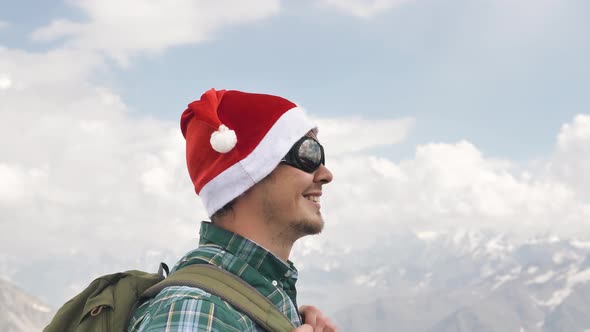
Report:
181,88,316,217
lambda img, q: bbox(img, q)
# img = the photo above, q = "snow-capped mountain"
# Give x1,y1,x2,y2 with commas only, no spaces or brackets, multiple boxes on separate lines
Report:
0,278,53,332
310,229,590,332
4,229,590,332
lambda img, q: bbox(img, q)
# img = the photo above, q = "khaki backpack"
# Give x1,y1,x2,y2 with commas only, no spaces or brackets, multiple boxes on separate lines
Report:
43,264,295,332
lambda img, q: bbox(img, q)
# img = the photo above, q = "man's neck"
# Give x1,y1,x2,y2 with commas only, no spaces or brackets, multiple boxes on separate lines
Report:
214,217,296,262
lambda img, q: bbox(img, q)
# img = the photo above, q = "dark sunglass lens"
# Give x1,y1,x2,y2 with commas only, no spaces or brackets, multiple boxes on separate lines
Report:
298,139,322,171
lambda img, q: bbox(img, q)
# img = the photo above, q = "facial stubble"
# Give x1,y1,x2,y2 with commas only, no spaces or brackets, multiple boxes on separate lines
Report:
261,195,324,239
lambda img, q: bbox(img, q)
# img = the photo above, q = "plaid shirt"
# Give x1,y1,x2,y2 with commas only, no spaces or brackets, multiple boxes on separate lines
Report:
128,222,302,331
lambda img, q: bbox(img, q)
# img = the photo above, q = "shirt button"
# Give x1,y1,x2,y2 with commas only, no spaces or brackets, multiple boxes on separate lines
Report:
272,280,278,287
284,270,292,278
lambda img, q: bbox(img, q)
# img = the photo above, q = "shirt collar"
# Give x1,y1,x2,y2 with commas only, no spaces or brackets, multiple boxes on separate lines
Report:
198,221,299,282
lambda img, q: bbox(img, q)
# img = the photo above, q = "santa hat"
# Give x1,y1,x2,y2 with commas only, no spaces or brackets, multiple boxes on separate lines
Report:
181,88,316,217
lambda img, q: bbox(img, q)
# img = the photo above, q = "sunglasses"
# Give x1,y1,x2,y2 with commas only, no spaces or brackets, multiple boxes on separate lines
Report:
280,136,326,173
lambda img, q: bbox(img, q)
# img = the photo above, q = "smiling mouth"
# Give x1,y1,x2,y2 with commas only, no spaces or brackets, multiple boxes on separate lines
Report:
304,195,320,203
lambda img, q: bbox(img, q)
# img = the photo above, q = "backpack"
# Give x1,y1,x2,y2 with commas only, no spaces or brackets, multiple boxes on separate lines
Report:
43,263,295,332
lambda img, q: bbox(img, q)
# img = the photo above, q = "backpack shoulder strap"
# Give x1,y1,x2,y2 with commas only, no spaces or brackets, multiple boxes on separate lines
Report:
141,264,295,332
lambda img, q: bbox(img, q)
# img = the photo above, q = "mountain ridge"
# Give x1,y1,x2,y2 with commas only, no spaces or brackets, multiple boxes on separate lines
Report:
0,277,52,332
4,229,590,331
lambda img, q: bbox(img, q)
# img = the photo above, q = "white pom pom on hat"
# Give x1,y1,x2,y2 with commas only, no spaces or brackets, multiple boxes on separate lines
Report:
210,124,237,153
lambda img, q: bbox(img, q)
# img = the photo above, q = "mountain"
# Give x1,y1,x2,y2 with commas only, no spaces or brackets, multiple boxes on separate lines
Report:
5,229,590,332
0,278,53,332
326,230,590,332
542,283,590,331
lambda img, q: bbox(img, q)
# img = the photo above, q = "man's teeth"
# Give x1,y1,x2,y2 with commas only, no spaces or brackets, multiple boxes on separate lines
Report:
305,195,320,203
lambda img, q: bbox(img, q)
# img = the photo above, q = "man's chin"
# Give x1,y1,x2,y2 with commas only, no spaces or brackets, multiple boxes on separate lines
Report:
293,218,324,236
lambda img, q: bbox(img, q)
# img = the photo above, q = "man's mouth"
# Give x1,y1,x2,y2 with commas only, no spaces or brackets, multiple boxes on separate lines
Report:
303,195,321,203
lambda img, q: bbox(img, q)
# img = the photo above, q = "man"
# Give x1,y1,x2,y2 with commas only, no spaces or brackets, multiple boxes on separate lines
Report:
128,88,339,332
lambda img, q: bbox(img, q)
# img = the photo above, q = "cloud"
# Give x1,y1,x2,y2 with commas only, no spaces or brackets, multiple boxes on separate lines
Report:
0,45,204,260
31,0,281,63
316,0,411,18
313,117,590,249
548,114,590,199
0,46,104,90
556,114,590,152
315,116,414,156
0,164,29,203
0,73,12,90
0,20,10,29
2,40,590,263
0,43,412,265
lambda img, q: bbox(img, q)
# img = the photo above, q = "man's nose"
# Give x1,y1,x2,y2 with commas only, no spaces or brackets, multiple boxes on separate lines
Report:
314,164,333,184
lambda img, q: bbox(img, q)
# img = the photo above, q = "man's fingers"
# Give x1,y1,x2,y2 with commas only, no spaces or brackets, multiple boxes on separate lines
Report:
300,305,319,326
293,323,313,332
314,321,326,332
299,304,339,332
323,318,339,332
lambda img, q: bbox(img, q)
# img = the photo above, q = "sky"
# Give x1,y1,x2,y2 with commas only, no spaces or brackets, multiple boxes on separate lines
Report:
1,0,590,303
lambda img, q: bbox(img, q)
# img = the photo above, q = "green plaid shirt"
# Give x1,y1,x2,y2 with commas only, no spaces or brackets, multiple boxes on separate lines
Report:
128,222,302,331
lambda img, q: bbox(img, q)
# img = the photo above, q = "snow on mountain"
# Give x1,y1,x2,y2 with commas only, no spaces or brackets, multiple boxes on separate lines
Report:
527,270,556,285
328,229,590,331
571,240,590,249
0,278,52,332
4,228,590,332
538,267,590,309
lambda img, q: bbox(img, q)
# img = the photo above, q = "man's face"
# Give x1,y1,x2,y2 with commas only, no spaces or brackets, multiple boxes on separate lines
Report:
254,134,333,239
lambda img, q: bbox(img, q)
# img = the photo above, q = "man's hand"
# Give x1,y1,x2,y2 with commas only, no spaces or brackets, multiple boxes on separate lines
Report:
294,305,339,332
